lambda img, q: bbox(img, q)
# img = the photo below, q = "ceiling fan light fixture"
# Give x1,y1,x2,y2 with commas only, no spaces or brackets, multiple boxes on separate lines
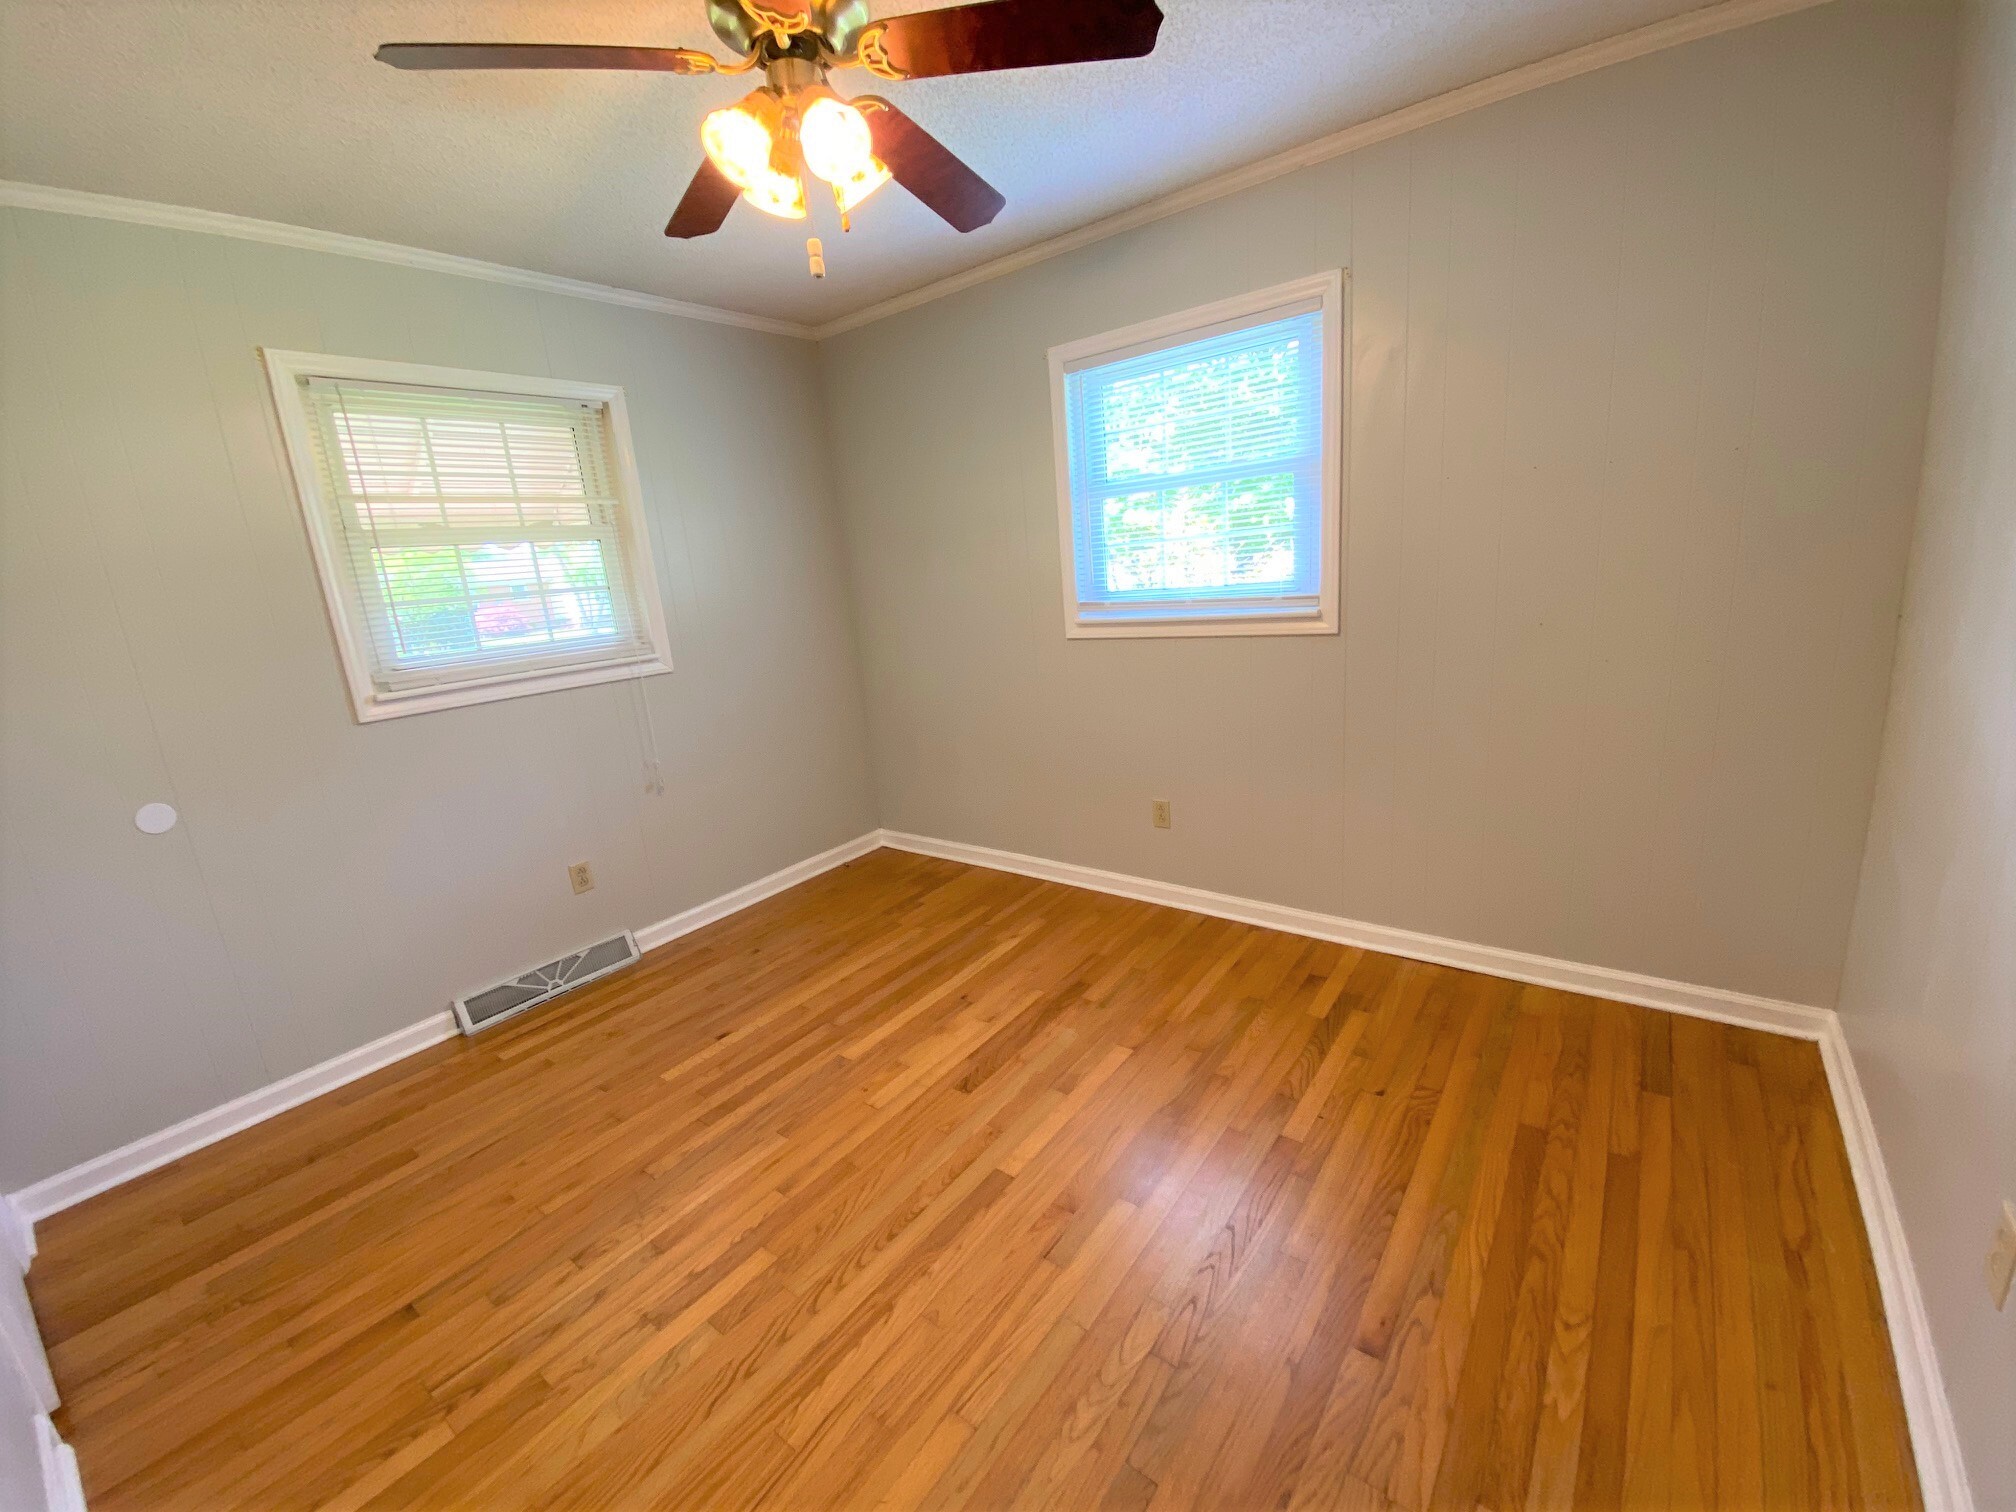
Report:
379,0,1172,259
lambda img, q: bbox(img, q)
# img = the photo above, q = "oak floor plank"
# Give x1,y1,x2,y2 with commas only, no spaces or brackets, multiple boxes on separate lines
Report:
1525,1000,1623,1509
28,851,1917,1510
1379,992,1538,1508
1620,1090,1675,1507
1669,1015,1724,1510
1753,1034,1861,1512
1705,1025,1768,1512
1487,996,1593,1510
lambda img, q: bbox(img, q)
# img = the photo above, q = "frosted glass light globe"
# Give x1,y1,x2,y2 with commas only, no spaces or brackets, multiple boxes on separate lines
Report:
799,96,876,186
700,100,774,192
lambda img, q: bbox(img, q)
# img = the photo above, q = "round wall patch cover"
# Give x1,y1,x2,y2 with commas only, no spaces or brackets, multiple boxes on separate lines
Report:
135,802,178,834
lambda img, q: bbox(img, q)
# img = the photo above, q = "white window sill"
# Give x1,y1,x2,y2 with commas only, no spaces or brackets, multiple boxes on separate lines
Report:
1065,612,1339,641
354,656,674,721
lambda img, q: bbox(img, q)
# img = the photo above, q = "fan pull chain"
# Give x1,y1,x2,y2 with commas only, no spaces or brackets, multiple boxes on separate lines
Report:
807,236,826,278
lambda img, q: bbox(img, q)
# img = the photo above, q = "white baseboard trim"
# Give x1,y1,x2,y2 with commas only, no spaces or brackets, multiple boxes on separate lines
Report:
7,1013,460,1224
1815,1026,1975,1511
876,827,1973,1509
634,831,883,952
3,830,883,1230
36,1414,86,1512
877,830,1832,1037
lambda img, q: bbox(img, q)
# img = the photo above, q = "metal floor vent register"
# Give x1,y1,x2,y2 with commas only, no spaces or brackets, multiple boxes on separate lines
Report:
452,931,641,1035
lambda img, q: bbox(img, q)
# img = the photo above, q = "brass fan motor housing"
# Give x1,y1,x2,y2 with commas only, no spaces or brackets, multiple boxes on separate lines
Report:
707,1,871,63
764,54,826,97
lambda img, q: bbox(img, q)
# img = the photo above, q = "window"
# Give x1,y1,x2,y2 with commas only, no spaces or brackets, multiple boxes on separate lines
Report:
263,351,672,721
1049,272,1345,637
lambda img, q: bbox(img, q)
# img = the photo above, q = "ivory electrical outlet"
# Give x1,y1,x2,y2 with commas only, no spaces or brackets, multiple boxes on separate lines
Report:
1151,799,1172,830
1989,1200,2016,1311
568,862,595,895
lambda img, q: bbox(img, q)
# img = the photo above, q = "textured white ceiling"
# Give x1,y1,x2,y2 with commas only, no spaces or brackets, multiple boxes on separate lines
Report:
3,0,1719,325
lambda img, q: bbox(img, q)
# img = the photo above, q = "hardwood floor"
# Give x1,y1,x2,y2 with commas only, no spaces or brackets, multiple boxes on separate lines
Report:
31,849,1918,1510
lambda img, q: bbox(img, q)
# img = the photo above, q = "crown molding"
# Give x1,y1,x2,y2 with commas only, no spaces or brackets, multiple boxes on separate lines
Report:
808,0,1836,340
0,179,817,340
2,0,1833,346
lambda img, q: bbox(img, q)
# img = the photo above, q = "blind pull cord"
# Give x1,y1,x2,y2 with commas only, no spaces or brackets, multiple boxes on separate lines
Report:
630,671,666,797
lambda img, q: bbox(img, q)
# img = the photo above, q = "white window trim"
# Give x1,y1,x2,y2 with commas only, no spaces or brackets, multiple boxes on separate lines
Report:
261,348,674,723
1047,270,1348,640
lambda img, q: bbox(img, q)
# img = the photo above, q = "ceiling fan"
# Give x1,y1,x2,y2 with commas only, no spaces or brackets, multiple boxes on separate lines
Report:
377,0,1166,277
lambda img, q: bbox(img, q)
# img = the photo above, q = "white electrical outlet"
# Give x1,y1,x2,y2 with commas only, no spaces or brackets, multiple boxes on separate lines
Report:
1989,1200,2016,1311
1151,799,1172,830
568,861,595,895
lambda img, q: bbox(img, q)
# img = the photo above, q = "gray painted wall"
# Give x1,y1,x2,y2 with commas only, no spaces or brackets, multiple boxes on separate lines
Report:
821,0,1954,1009
0,209,876,1191
1836,0,2016,1495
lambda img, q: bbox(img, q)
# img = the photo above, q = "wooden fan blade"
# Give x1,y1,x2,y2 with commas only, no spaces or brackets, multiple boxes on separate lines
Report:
375,43,718,74
860,98,1005,232
856,0,1161,80
665,159,741,239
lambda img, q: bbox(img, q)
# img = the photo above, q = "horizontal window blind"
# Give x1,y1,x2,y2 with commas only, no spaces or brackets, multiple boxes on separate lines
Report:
297,376,657,694
1063,300,1326,625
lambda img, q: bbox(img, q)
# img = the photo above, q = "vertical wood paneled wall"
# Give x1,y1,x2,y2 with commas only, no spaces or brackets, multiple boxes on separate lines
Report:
0,212,878,1190
819,0,1956,1008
